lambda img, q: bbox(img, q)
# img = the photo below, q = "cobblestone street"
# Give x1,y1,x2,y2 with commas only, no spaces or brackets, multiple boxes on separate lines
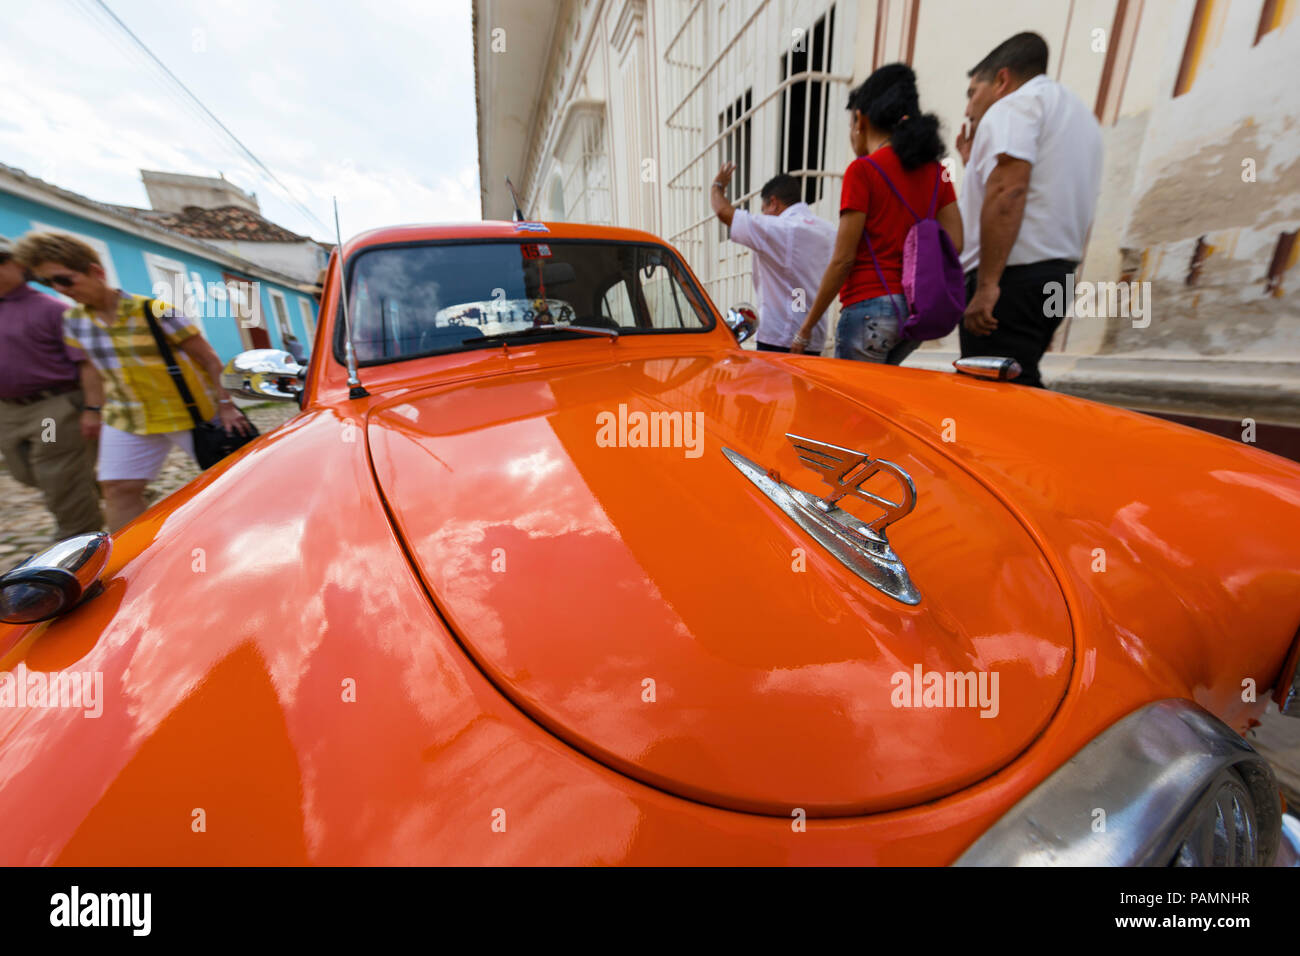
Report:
0,402,297,575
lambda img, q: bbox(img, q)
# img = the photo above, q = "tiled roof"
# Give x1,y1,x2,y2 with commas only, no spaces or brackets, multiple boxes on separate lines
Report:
0,162,309,244
143,204,308,242
0,161,317,289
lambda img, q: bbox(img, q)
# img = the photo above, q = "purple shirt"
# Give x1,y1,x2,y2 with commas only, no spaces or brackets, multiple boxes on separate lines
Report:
0,284,86,399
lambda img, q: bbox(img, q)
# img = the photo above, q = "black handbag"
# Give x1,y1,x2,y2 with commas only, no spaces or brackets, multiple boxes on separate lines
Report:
140,299,259,469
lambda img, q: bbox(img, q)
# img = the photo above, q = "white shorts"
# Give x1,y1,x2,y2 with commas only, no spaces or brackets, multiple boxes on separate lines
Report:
98,423,195,481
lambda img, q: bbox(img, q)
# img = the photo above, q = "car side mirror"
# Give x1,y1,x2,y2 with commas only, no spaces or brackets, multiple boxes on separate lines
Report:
726,303,758,344
222,349,305,402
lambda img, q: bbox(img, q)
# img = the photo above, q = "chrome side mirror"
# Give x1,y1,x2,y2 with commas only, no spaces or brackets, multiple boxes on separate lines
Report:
725,303,759,345
222,349,304,402
953,356,1021,381
0,532,112,624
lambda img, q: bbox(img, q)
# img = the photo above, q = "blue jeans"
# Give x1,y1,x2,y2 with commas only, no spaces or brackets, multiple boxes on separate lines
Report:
835,294,920,365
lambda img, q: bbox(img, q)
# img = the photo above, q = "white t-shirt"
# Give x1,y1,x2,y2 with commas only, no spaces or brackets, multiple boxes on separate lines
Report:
959,74,1102,274
729,201,836,349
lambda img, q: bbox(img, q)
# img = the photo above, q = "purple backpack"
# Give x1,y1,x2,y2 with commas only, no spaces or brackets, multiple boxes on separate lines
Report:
861,157,965,341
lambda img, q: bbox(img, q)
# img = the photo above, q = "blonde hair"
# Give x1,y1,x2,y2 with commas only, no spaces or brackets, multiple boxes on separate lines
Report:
13,232,102,273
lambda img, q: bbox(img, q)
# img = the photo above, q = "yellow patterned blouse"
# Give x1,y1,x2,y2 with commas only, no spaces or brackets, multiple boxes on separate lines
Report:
63,293,216,435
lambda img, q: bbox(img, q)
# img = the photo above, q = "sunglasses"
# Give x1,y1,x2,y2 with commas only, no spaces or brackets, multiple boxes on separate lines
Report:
42,274,77,288
0,252,11,265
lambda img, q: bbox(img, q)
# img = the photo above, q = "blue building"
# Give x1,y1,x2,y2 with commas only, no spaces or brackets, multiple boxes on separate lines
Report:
0,163,321,362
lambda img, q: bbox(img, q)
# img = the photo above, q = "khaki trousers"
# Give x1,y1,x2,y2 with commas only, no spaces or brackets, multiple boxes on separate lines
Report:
0,389,104,538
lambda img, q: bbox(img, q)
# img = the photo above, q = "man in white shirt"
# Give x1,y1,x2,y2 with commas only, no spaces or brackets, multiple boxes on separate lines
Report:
710,163,837,352
955,32,1102,387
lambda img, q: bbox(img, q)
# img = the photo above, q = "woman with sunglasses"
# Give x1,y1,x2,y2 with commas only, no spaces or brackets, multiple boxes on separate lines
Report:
14,231,251,530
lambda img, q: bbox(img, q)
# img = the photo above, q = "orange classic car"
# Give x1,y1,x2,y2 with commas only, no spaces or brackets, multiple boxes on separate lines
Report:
1,220,1298,866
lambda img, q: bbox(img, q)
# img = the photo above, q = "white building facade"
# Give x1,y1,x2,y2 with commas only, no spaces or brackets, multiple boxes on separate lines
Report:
475,0,1300,423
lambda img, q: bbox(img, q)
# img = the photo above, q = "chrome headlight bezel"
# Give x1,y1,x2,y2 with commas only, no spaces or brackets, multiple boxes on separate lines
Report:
0,532,112,624
1275,626,1300,717
954,699,1283,866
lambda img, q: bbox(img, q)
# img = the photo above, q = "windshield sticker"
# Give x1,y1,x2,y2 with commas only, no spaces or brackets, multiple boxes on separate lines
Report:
521,243,552,259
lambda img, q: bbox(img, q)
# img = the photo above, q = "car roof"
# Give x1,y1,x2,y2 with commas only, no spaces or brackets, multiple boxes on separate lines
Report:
343,220,673,255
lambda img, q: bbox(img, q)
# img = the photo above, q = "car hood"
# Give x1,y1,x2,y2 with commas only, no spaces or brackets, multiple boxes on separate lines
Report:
367,352,1073,816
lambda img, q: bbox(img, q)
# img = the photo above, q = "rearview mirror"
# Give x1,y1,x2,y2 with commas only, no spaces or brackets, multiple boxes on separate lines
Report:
526,261,576,286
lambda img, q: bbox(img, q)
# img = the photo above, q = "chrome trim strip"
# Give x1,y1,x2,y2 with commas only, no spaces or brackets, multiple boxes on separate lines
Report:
954,699,1283,866
1275,813,1300,867
1282,682,1300,717
1278,647,1300,717
722,447,920,605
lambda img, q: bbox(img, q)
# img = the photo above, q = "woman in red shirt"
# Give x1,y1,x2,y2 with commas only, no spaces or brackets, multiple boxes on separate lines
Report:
792,64,962,363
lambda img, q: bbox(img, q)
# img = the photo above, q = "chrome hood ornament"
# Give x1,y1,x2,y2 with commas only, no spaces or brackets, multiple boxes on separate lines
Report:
722,434,920,605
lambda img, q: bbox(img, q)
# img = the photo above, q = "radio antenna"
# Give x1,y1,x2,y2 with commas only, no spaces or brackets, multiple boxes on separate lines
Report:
505,177,526,221
333,196,367,398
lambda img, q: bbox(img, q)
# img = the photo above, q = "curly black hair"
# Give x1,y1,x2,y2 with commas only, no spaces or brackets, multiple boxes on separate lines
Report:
845,63,945,170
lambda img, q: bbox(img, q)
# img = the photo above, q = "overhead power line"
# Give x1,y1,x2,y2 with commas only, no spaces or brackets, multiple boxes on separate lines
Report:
86,0,330,233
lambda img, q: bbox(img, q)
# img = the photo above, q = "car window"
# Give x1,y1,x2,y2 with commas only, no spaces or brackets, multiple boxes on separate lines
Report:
601,278,636,326
639,250,691,329
340,240,712,364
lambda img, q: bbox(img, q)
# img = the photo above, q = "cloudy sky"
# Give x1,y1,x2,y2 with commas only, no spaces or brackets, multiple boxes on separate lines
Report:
1,0,480,242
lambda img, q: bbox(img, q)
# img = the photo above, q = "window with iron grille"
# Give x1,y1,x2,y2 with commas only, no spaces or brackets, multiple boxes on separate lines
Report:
718,89,752,242
778,5,835,205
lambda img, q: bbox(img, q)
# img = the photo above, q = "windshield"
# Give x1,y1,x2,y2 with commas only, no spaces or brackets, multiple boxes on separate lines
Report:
338,240,713,364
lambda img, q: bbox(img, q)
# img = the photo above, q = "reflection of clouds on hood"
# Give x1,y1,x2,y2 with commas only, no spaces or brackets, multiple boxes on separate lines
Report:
414,505,618,661
1112,501,1194,568
1211,469,1300,509
379,730,641,865
506,450,562,495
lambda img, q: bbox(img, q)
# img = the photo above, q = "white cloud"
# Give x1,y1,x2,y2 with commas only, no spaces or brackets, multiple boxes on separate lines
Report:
0,0,481,239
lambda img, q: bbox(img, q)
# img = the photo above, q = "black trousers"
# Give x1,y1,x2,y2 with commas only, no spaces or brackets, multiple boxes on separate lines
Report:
756,341,791,353
959,259,1076,388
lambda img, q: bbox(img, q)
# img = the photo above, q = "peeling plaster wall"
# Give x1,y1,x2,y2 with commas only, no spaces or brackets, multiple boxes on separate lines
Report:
1101,2,1300,360
1067,111,1149,354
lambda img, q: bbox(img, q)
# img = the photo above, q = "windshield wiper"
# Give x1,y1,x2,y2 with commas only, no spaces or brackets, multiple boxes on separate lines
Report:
498,324,619,341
